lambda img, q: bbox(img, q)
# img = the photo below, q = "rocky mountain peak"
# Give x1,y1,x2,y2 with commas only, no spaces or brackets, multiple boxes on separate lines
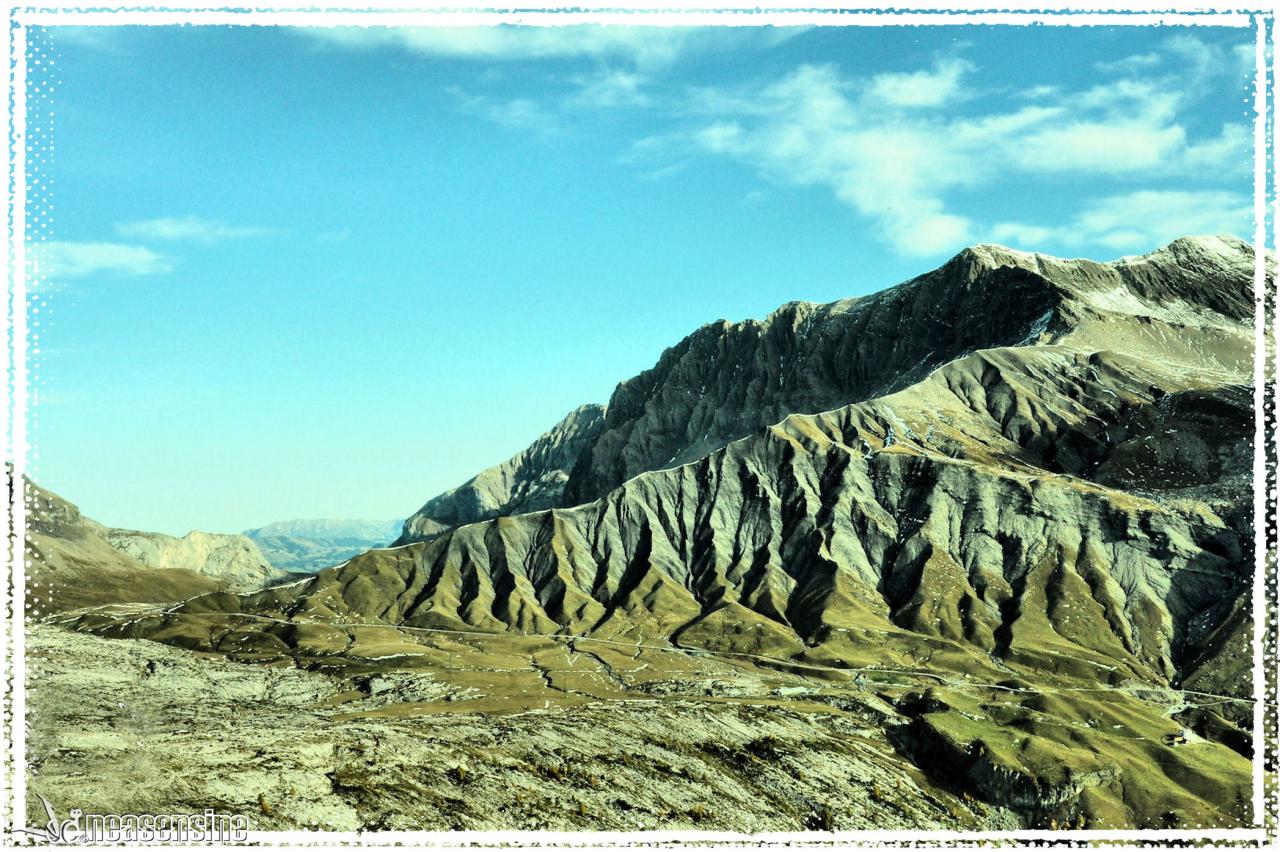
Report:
397,235,1256,535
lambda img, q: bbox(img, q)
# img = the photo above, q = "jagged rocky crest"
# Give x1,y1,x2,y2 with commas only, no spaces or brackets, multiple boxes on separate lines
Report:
397,235,1254,545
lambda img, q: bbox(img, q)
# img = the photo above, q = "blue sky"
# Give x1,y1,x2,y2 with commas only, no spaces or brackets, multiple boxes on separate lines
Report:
28,22,1257,535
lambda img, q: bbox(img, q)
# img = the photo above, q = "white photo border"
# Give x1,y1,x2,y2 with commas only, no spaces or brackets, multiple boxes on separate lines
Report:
3,3,1276,848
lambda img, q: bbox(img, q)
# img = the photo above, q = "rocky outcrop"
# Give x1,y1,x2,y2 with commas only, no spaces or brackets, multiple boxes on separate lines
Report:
21,478,223,613
104,528,285,593
397,404,606,543
28,623,1017,832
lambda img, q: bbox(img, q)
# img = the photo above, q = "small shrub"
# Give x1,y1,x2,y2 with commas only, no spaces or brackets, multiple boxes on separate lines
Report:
745,735,780,760
807,805,835,831
258,793,274,817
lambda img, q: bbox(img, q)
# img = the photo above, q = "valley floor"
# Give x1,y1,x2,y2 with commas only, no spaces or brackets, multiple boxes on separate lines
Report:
25,619,1251,834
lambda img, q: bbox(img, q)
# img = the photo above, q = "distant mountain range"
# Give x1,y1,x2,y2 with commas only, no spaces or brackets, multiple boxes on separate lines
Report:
243,518,402,573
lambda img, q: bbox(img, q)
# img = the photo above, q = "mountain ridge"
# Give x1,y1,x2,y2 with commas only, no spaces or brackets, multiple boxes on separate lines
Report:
80,235,1255,675
397,403,606,544
57,234,1262,829
396,235,1255,549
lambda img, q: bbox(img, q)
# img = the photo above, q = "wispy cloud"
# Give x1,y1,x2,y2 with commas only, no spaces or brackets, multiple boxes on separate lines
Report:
114,216,275,244
644,36,1250,256
567,69,650,110
992,190,1251,252
309,25,803,133
1099,33,1253,91
31,240,170,280
302,25,700,71
47,26,125,53
1094,52,1160,74
449,88,559,134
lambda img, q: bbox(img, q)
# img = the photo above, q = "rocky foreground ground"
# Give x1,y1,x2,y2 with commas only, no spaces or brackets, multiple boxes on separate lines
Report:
30,612,1255,833
28,623,1025,833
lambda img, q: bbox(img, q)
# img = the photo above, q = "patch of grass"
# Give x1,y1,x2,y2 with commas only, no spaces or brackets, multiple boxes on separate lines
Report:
541,763,570,782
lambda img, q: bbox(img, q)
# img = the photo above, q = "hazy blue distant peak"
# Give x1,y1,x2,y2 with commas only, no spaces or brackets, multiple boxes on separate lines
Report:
244,519,403,541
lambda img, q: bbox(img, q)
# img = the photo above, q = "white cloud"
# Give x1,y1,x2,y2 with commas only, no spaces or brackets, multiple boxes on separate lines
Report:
1075,190,1250,249
867,58,972,108
668,48,1251,256
451,68,650,133
449,89,558,134
683,64,983,255
1164,34,1218,86
993,190,1250,252
484,98,555,132
302,25,696,71
337,26,803,132
115,216,275,244
1234,42,1258,79
1012,121,1185,173
1094,52,1160,74
1020,84,1060,100
567,69,649,109
31,241,170,279
1183,123,1251,174
989,223,1055,248
48,26,123,53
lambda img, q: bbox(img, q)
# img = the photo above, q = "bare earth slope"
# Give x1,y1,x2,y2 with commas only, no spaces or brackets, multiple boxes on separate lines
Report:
20,478,224,613
45,236,1262,831
105,528,285,593
20,476,288,611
